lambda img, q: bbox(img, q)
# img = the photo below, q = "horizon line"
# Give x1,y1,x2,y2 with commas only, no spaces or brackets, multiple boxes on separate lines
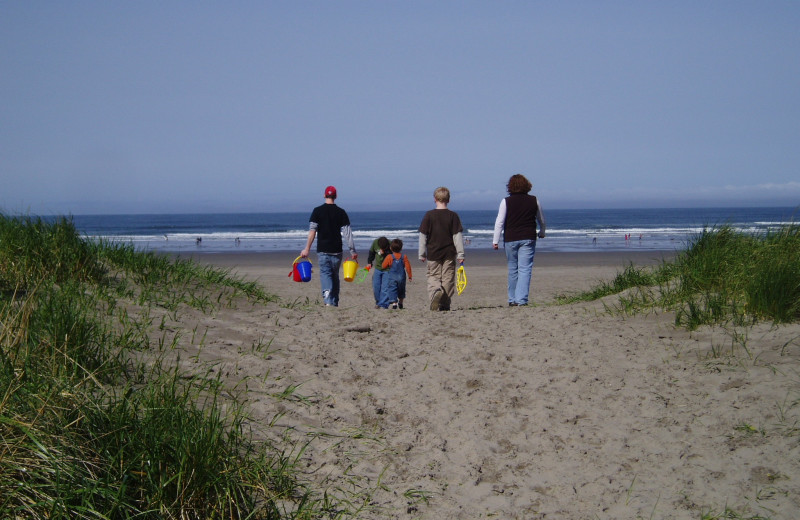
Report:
6,203,799,218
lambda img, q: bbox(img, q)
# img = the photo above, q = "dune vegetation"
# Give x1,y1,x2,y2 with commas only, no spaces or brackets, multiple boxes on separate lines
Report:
0,215,347,519
558,224,800,329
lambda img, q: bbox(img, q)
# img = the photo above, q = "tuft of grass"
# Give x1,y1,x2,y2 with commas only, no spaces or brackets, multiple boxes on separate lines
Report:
93,237,278,307
558,223,800,330
0,215,105,293
556,263,666,304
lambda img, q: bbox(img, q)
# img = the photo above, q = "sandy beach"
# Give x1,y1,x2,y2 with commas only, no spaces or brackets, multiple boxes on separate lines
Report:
170,249,799,519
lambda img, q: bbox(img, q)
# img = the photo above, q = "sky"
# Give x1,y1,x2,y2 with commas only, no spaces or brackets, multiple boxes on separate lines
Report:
2,1,799,215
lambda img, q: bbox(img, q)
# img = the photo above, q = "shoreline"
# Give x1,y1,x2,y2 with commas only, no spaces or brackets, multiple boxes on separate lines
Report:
175,248,677,270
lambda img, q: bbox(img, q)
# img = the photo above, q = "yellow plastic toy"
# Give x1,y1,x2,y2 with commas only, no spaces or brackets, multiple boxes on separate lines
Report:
456,263,467,295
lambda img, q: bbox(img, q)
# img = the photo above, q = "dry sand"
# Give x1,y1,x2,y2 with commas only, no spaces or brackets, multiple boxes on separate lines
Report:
168,249,800,519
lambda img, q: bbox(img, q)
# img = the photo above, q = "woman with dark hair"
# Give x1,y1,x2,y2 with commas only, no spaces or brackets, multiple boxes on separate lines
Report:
492,174,546,306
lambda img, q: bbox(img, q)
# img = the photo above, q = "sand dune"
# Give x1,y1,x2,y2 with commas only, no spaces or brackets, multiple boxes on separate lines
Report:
172,250,800,519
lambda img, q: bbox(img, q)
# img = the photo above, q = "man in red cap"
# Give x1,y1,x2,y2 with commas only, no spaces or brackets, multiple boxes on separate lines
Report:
300,186,358,307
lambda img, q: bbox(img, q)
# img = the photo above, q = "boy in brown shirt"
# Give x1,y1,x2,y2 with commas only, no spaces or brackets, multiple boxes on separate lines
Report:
418,187,465,311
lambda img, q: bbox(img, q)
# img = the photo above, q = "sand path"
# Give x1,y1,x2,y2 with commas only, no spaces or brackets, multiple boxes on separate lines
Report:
163,251,800,519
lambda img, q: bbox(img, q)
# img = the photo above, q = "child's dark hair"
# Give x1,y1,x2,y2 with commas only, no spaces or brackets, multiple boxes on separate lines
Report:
377,236,390,251
390,238,403,253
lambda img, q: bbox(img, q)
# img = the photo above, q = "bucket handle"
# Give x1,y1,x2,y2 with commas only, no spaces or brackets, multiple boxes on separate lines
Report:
289,255,306,277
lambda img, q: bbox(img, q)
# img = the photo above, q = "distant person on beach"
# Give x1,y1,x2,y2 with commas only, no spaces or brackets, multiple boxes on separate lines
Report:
367,236,391,308
300,186,358,307
492,174,546,306
380,238,412,309
419,187,465,311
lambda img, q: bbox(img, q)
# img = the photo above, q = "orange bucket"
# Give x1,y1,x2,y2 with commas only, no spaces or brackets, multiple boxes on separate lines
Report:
342,258,358,282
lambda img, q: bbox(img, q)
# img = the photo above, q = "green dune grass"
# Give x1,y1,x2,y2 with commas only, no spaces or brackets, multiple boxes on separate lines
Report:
557,223,800,329
0,214,346,519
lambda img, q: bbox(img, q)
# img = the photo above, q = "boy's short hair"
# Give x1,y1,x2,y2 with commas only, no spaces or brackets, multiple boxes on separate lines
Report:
377,236,390,250
390,238,403,252
433,187,450,203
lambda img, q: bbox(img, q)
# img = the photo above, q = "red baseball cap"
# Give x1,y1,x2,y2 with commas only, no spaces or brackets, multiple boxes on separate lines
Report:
324,186,337,198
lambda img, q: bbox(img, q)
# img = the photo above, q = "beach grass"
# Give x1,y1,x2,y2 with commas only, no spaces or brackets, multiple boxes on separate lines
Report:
0,215,348,519
556,224,800,329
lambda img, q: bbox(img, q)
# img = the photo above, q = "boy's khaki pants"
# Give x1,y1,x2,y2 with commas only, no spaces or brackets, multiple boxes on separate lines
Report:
426,257,456,309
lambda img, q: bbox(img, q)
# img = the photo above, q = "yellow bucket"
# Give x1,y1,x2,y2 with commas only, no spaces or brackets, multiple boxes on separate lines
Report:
343,258,358,282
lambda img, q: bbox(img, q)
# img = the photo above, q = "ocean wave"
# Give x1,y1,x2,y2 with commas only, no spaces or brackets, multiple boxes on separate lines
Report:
73,207,796,254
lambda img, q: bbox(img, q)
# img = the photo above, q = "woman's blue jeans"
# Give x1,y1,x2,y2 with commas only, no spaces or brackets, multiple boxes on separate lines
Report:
318,253,342,306
504,239,536,305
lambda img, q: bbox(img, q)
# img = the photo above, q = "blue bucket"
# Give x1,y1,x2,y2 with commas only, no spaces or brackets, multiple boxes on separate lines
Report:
293,257,312,282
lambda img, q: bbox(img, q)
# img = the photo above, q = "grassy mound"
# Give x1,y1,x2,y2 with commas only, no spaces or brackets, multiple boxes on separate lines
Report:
0,215,342,519
557,223,800,329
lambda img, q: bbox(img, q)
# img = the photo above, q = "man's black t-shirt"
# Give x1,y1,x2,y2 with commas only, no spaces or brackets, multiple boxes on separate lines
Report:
309,203,350,254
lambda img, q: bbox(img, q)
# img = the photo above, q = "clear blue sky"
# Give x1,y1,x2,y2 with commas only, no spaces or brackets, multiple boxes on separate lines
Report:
2,1,799,214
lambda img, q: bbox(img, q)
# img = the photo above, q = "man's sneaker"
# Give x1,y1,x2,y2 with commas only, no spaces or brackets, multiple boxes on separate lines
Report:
430,289,443,311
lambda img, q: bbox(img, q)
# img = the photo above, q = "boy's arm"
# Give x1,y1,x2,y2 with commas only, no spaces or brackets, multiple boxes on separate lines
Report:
453,231,465,262
418,232,427,261
403,255,412,280
381,254,393,270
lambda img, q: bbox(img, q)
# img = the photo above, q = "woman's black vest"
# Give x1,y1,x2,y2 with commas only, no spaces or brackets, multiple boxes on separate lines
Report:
504,193,539,242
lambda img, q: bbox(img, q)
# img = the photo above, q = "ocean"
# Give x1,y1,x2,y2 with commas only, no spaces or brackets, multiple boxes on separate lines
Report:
65,206,798,255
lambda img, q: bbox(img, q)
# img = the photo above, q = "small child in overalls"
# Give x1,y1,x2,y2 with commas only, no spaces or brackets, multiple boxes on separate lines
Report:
380,238,412,309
